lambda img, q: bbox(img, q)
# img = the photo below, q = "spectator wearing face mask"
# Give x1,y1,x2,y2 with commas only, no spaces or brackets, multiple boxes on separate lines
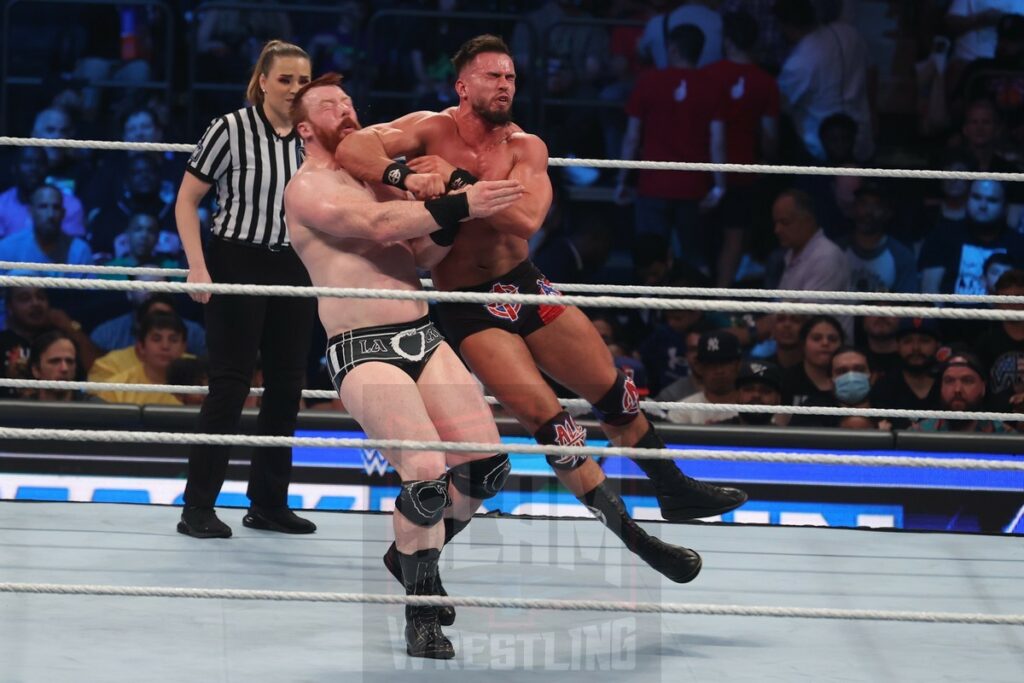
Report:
790,346,881,428
712,359,784,427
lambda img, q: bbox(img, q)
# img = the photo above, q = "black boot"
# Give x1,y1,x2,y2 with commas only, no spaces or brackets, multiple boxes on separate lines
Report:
177,506,232,538
242,505,317,534
396,548,455,660
384,518,468,626
631,425,748,520
580,482,702,583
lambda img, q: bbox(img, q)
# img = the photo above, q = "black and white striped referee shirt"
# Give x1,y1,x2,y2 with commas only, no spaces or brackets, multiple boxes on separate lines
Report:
186,105,304,248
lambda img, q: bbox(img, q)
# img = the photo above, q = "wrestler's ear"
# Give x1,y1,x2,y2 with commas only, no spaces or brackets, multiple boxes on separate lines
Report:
295,121,311,139
454,77,467,100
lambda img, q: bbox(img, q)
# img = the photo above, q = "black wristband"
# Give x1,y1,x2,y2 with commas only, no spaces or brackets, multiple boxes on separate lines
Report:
447,168,478,191
424,193,470,246
382,162,413,190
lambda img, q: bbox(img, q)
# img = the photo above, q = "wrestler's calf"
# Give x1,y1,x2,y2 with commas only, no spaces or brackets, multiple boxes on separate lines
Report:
393,478,455,659
535,410,701,584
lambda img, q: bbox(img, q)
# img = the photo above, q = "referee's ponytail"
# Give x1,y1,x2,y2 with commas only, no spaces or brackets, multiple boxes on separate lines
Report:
246,40,310,107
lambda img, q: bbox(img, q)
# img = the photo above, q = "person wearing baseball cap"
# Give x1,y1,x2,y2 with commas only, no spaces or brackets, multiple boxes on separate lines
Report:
913,350,1019,532
872,318,944,426
713,359,783,426
668,331,742,425
913,351,1013,434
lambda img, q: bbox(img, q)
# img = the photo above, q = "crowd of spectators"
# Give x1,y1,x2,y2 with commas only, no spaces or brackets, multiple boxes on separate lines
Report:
0,0,1023,437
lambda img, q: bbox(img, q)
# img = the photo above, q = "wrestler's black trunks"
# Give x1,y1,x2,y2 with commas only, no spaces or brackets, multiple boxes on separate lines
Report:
434,260,567,350
325,315,443,391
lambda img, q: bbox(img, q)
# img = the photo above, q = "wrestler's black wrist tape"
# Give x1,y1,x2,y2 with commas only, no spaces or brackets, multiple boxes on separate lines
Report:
447,168,478,191
382,162,413,190
424,193,469,246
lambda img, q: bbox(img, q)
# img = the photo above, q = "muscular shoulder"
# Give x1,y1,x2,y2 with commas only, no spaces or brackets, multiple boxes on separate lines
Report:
508,131,548,163
283,167,319,204
377,109,456,137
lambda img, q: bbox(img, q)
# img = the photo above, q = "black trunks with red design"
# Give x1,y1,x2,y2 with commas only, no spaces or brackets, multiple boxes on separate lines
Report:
434,260,567,350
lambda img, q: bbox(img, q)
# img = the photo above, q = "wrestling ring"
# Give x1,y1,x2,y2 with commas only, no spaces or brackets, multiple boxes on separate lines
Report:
0,135,1021,681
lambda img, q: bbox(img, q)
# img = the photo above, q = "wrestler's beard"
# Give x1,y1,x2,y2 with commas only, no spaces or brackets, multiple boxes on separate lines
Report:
472,99,513,125
314,118,360,152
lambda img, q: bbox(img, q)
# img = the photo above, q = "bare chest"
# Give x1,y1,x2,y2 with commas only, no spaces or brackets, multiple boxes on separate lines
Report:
426,138,516,181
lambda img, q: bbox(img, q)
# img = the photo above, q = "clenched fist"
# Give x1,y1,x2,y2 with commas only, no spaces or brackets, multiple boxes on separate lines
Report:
405,173,446,200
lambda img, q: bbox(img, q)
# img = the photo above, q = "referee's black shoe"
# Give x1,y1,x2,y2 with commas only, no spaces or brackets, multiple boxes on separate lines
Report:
242,505,317,534
177,506,232,538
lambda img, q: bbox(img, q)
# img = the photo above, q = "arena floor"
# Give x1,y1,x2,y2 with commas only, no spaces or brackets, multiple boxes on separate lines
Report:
0,501,1021,682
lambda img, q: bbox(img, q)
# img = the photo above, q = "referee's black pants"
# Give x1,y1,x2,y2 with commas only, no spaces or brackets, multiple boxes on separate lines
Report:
184,238,318,509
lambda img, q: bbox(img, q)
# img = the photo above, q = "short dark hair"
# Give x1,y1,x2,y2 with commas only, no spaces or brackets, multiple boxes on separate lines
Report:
451,34,511,76
831,345,870,371
135,293,176,320
289,72,345,129
136,311,186,343
995,268,1024,292
776,188,817,220
668,24,706,64
29,329,77,370
724,10,759,51
800,315,846,344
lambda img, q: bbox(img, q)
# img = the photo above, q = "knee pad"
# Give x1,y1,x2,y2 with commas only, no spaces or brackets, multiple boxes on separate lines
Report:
395,478,451,527
591,370,641,426
534,411,589,471
449,453,510,499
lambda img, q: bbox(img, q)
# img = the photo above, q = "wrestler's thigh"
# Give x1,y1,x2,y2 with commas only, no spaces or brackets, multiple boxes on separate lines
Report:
457,328,564,434
338,361,444,480
416,343,501,466
524,306,618,403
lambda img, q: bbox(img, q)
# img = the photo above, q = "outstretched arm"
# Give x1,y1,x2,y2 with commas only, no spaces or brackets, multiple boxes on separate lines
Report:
284,172,523,243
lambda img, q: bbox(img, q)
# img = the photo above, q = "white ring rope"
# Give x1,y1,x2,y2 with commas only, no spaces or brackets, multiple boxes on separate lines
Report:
4,274,1024,321
3,136,1024,182
0,261,191,278
8,260,1024,307
0,582,1019,625
0,426,1020,471
3,377,1023,423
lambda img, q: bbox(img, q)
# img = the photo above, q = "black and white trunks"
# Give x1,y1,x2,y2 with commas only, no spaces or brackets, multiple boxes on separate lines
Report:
325,315,444,392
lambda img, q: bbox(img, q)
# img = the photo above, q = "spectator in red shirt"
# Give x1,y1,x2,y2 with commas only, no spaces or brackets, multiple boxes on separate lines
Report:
704,9,780,287
618,24,722,274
